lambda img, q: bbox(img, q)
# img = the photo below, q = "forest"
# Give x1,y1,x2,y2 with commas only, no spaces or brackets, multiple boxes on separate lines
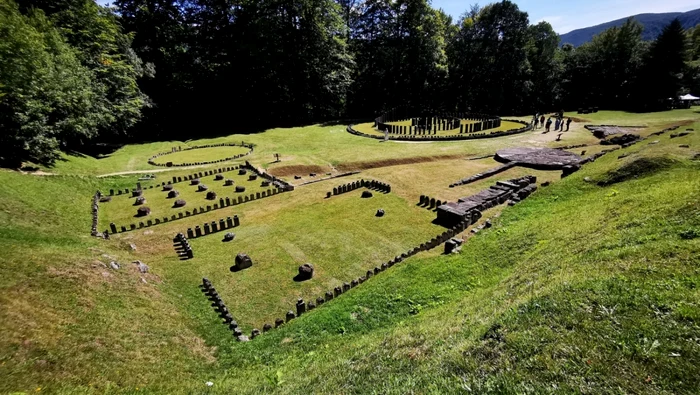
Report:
1,0,699,166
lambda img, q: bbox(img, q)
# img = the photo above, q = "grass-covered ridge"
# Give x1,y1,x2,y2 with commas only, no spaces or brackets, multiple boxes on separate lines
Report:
0,110,698,393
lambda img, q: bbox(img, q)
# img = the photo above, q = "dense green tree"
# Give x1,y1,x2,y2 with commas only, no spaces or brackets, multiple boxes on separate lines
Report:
640,19,688,108
526,22,561,112
0,0,97,166
17,0,151,140
448,1,530,114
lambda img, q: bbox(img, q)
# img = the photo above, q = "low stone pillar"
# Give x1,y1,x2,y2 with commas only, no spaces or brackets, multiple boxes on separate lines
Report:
296,298,306,316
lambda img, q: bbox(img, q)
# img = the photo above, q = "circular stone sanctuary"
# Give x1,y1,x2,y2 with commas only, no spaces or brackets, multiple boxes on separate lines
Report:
148,143,253,167
495,147,583,170
347,107,532,141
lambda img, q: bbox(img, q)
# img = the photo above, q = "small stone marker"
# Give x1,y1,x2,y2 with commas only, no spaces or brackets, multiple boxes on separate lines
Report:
297,263,314,281
206,191,217,200
225,179,234,186
361,191,373,198
173,199,186,208
168,190,179,198
134,196,146,205
376,209,385,217
223,232,235,242
136,207,151,217
198,184,208,192
235,185,246,193
231,253,253,271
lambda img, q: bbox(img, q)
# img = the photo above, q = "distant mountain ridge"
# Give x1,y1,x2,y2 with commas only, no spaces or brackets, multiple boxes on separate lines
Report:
559,8,700,46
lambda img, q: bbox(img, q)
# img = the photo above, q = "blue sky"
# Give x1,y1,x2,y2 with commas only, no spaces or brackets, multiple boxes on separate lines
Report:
96,0,700,34
433,0,700,33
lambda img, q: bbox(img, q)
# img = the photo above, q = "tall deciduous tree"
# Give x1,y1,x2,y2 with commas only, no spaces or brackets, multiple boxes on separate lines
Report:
0,0,97,166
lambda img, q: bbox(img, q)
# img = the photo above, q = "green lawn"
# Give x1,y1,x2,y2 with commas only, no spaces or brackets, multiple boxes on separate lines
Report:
1,109,699,393
150,145,251,165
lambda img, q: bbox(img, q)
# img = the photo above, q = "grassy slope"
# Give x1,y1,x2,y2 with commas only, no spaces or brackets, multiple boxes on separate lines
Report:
1,110,698,393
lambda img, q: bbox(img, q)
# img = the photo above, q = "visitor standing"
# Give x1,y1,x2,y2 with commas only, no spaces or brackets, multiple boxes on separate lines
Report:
566,117,572,131
545,117,552,132
554,117,561,131
540,115,545,129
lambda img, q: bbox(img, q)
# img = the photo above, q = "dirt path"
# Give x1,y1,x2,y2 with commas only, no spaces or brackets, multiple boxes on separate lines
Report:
96,164,212,178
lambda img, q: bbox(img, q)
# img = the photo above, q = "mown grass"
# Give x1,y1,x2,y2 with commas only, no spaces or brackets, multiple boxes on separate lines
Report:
149,146,251,165
1,109,698,393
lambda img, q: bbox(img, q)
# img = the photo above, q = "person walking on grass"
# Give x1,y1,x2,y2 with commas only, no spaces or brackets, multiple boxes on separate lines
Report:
533,114,539,128
554,117,561,131
566,117,572,131
540,115,545,129
545,117,552,132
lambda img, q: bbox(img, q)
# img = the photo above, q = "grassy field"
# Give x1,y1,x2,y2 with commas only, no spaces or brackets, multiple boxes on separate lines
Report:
149,146,251,165
2,109,699,393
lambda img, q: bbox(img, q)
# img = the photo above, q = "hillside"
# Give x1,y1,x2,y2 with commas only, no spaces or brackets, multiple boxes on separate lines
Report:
0,110,698,393
560,8,700,46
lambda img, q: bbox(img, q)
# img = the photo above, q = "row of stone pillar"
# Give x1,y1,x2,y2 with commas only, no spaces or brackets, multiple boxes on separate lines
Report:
187,215,240,239
418,195,444,210
201,278,246,340
148,142,253,167
107,166,239,196
332,179,391,196
107,188,280,235
174,232,193,259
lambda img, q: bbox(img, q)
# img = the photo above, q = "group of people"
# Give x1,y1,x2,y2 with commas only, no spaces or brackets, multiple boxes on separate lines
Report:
533,113,572,133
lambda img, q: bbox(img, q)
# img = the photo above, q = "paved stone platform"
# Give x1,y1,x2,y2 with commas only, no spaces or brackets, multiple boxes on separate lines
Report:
495,147,583,170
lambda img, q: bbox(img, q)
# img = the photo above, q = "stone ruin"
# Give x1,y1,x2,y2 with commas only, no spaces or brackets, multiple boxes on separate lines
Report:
223,232,235,242
136,206,151,217
163,184,174,191
376,209,385,217
173,199,186,208
167,190,179,198
198,184,208,192
362,191,373,198
297,263,314,281
436,176,538,227
191,179,201,185
215,174,224,181
206,191,217,200
235,185,246,193
225,179,234,186
134,196,146,206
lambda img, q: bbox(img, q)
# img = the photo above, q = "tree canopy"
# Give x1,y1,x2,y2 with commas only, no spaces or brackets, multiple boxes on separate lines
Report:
1,0,698,167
